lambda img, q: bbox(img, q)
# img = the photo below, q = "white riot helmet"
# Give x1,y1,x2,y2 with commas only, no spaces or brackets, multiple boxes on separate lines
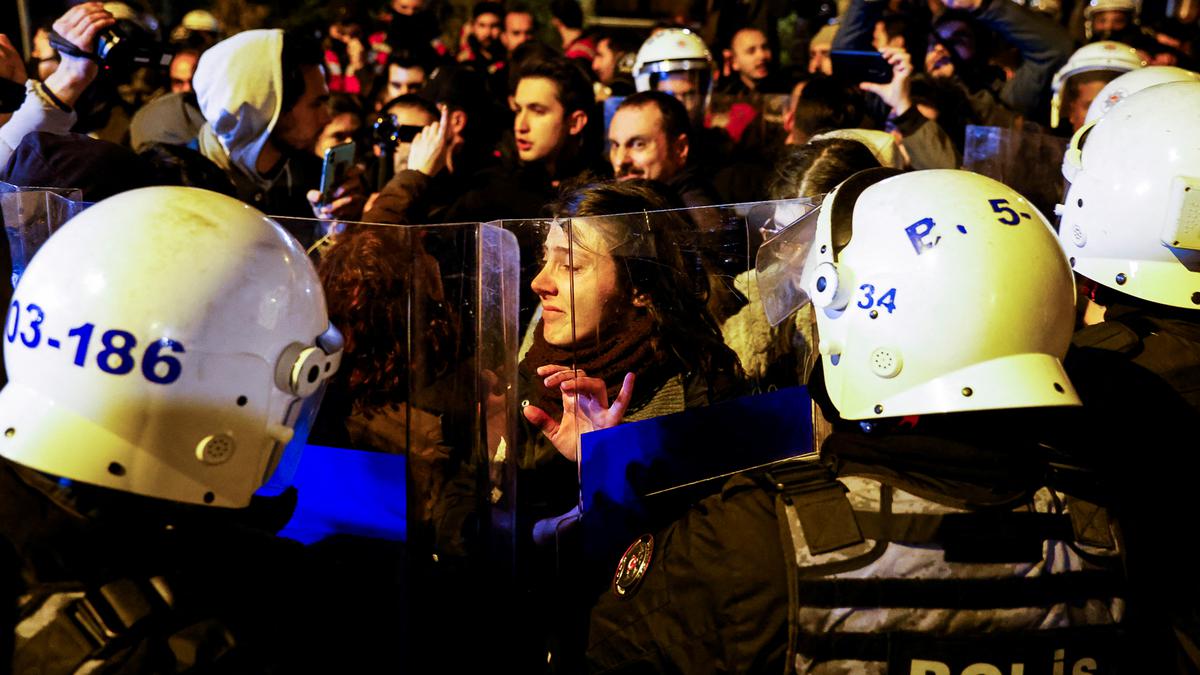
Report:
801,169,1080,420
633,28,713,122
633,28,712,91
181,9,220,33
1084,65,1200,124
0,187,342,507
171,9,222,42
1059,81,1200,310
1084,0,1139,39
1050,41,1145,128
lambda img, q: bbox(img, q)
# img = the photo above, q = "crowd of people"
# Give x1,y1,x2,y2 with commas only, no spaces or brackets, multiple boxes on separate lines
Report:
0,0,1198,672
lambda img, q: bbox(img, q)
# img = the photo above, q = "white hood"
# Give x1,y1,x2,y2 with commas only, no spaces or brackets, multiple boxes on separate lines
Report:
192,29,284,185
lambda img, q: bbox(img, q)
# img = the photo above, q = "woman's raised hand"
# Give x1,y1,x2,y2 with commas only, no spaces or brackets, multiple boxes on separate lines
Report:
522,365,636,462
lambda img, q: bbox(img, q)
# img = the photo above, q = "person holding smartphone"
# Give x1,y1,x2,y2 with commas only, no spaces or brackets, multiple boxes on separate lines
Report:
182,29,367,219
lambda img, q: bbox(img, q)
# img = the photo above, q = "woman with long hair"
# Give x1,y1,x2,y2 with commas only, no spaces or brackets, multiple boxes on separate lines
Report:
520,179,746,484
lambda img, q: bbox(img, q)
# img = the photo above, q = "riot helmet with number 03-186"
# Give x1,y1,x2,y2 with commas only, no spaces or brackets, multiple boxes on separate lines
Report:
0,186,342,507
797,169,1080,420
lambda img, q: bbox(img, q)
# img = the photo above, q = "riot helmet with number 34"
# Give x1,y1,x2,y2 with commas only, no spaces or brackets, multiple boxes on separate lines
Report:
800,169,1080,420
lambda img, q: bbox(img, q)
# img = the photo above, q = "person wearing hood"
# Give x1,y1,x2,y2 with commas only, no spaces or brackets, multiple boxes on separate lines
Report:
188,29,365,219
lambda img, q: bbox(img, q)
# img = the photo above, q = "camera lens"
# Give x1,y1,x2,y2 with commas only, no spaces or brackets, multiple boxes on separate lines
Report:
96,28,123,60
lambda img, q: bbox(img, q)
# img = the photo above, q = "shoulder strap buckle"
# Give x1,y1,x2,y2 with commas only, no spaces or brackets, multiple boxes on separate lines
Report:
765,461,864,555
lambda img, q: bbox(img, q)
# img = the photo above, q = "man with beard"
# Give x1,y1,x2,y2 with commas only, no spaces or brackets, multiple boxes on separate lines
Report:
458,2,505,72
719,27,785,94
607,91,719,208
181,30,365,218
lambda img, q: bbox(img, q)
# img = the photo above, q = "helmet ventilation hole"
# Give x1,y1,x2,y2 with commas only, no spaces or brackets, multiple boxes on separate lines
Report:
869,348,902,378
1054,382,1065,393
196,434,237,465
961,387,974,397
108,462,126,476
236,396,248,407
203,492,215,504
3,428,13,438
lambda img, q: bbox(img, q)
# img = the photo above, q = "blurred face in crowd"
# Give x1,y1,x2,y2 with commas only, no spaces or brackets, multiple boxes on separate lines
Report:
1091,9,1130,36
926,19,975,78
387,63,426,100
503,12,536,52
1065,72,1115,132
730,28,772,86
872,21,905,52
655,72,704,123
316,111,361,158
513,76,584,168
386,103,437,173
609,103,687,182
169,50,198,93
473,11,502,48
593,38,619,83
531,223,624,346
392,0,425,15
273,65,332,155
33,27,59,79
808,42,832,75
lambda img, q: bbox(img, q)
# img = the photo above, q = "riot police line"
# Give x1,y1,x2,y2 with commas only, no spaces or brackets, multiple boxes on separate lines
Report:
0,81,1197,675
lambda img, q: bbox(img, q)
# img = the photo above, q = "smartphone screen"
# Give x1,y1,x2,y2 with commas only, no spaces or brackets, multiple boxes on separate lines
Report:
319,142,356,205
830,50,893,84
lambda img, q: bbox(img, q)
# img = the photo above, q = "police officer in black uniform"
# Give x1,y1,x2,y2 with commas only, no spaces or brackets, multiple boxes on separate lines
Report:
586,169,1149,673
0,186,345,673
1055,80,1200,672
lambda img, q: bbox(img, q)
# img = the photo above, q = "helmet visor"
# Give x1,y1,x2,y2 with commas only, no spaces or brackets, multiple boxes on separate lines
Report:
755,201,822,326
258,323,344,495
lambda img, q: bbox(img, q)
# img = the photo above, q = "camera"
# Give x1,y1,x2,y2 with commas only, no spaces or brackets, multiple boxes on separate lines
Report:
48,18,172,73
372,114,424,151
96,19,173,72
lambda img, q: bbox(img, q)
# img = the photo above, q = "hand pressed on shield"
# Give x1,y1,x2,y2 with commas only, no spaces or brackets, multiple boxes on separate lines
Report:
523,365,636,462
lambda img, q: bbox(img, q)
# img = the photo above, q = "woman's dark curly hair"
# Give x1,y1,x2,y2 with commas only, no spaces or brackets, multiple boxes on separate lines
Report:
318,226,457,406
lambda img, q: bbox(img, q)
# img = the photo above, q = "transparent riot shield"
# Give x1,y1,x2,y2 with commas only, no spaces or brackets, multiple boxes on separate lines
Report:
492,198,822,595
265,216,520,669
493,197,816,468
0,182,91,287
963,125,1069,225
